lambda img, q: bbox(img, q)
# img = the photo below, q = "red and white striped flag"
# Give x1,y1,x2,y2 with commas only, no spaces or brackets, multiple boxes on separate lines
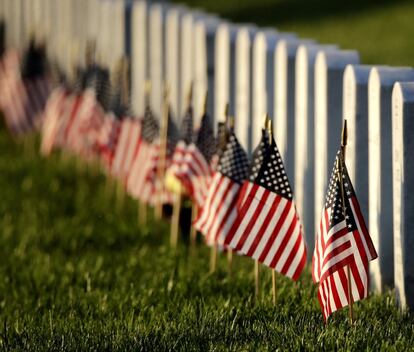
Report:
126,104,160,203
194,130,249,246
111,118,133,177
150,110,179,206
111,118,142,182
175,111,216,208
41,87,70,156
224,130,306,280
119,119,142,183
312,150,377,321
96,114,122,170
64,89,105,157
53,93,85,149
0,49,51,135
167,106,194,181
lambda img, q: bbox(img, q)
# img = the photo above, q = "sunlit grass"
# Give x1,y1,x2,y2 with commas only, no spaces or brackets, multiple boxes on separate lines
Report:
176,0,414,66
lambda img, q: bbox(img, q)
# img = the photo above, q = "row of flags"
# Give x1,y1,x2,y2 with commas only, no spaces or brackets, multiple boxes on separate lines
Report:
0,40,378,322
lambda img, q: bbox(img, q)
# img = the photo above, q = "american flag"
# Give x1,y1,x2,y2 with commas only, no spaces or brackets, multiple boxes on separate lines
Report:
194,130,249,246
63,62,113,158
152,109,180,205
40,86,70,156
99,71,133,174
175,110,216,208
236,128,270,209
126,103,160,202
120,119,142,183
312,150,377,321
80,64,111,112
0,47,51,135
216,121,229,159
19,41,51,129
53,92,85,149
166,106,194,188
64,89,105,158
224,131,306,280
110,117,142,182
107,62,130,120
112,118,133,177
96,114,122,170
42,66,86,152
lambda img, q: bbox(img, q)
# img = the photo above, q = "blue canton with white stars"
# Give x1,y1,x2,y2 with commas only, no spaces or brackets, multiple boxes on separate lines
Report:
141,102,159,143
217,132,249,184
325,150,357,231
196,112,216,163
253,136,292,200
248,129,270,181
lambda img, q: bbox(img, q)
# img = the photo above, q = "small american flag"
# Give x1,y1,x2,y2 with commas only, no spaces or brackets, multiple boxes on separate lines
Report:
194,130,249,246
153,110,180,205
80,64,111,112
0,47,51,135
108,66,130,120
216,121,229,159
126,103,160,203
312,150,377,321
236,128,270,209
46,66,87,150
111,118,142,182
224,130,306,280
53,92,85,149
64,62,115,159
112,118,133,177
64,89,105,157
168,106,194,178
119,119,142,183
20,41,51,129
96,114,122,170
40,87,70,156
175,111,216,208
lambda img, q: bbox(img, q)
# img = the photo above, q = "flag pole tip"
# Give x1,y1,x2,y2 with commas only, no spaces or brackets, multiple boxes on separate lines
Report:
341,119,348,147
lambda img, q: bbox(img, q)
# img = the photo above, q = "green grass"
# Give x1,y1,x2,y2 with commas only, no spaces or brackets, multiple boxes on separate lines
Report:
0,130,413,351
175,0,414,66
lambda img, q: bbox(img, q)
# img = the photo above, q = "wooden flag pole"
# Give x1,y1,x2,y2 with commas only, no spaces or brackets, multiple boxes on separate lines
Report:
116,180,125,213
190,91,208,249
227,114,235,277
114,57,130,213
227,249,233,277
170,84,193,249
254,115,271,300
155,83,170,219
337,119,354,324
120,57,130,109
85,39,97,67
138,202,147,226
209,103,230,274
138,80,152,226
266,116,277,305
210,244,218,274
170,192,182,249
255,259,260,298
190,204,198,248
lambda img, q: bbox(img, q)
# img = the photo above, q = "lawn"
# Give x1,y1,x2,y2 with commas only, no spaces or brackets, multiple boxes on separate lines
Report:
0,129,413,351
175,0,414,67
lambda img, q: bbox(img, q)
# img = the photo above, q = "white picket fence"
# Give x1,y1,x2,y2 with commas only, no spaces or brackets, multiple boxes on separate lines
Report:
0,0,413,311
